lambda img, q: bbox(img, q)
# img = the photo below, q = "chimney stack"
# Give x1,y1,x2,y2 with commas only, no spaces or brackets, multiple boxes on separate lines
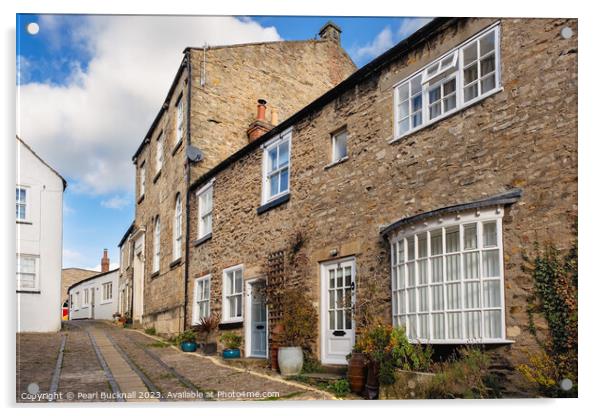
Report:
101,249,110,273
247,99,274,143
319,21,342,44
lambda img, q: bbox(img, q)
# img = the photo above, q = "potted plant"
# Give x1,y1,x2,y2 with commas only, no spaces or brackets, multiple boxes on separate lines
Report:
176,330,198,352
278,289,317,376
220,333,242,359
193,313,220,355
346,347,368,395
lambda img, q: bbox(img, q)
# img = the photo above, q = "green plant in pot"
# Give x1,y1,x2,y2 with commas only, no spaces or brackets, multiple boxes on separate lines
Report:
220,333,242,359
176,329,198,352
193,313,220,355
278,288,317,376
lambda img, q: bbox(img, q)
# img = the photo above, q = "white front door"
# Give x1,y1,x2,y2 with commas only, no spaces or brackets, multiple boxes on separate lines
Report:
248,281,267,357
320,258,356,365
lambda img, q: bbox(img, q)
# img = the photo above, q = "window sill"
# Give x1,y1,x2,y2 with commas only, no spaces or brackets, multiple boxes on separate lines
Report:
390,86,504,145
218,320,244,330
16,220,32,225
407,338,515,345
170,258,182,269
193,233,212,247
16,290,40,294
172,139,183,156
257,193,290,215
100,300,113,305
324,156,349,170
153,170,161,183
137,194,145,204
150,270,160,279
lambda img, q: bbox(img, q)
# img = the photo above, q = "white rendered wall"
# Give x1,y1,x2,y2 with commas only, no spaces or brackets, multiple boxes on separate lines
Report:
69,270,119,320
16,139,64,333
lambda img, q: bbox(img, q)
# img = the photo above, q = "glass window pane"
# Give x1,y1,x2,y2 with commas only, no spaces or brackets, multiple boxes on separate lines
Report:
483,310,502,338
235,270,242,293
399,100,409,118
329,311,335,329
407,288,416,312
407,237,415,261
399,117,410,134
236,294,242,316
431,230,443,255
431,285,444,311
429,102,441,119
411,75,422,95
329,289,335,309
411,94,422,112
446,227,459,252
431,257,443,283
443,79,456,95
418,233,427,258
465,311,481,339
228,296,236,318
446,283,461,310
337,310,343,330
268,147,278,171
418,260,428,284
428,86,441,103
336,268,343,287
464,281,481,308
464,63,478,85
483,222,497,247
480,54,495,76
446,254,460,281
398,83,409,99
398,266,405,289
344,267,352,287
464,223,477,250
418,287,428,312
464,252,480,280
464,83,478,101
483,250,500,277
419,314,429,338
399,291,406,314
278,141,289,168
432,313,445,339
463,42,478,64
443,94,456,112
329,269,335,289
447,312,462,339
483,280,501,307
411,111,422,128
408,315,417,339
279,168,289,193
407,263,415,286
269,174,279,197
481,74,495,94
479,31,495,55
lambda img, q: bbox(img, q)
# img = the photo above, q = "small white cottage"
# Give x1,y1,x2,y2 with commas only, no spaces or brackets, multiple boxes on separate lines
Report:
68,268,119,320
16,136,66,333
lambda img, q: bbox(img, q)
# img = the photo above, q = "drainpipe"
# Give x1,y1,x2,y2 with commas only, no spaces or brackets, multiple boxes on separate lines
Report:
183,49,192,332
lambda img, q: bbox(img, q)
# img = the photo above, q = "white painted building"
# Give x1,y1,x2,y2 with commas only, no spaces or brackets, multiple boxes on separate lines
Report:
16,136,66,333
68,269,119,320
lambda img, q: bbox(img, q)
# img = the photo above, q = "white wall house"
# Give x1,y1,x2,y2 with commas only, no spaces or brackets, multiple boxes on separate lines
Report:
16,136,66,333
68,269,119,320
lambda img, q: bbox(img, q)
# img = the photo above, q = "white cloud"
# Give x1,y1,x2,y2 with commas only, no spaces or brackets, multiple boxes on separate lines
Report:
351,26,394,62
100,195,130,210
17,16,281,195
398,17,433,40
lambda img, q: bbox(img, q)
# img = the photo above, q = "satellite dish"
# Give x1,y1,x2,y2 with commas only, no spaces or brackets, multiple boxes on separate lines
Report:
186,145,204,163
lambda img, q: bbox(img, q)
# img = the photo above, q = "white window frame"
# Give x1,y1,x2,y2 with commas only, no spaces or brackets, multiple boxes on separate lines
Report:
152,216,160,273
175,95,184,147
389,206,508,344
193,275,211,324
196,179,214,239
222,265,244,323
393,23,501,141
261,129,292,204
156,132,164,174
83,288,90,307
331,129,348,163
173,194,183,260
16,186,28,222
139,163,146,197
101,282,113,303
16,254,39,291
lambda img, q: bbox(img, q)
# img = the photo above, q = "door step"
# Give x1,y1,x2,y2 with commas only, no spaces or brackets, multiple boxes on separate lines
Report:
303,372,346,383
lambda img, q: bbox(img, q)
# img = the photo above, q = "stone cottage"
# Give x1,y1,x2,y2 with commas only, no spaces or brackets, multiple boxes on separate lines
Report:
184,16,577,388
121,22,357,333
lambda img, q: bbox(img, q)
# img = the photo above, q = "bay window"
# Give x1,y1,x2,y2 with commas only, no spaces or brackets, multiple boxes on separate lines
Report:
394,24,500,139
222,265,243,322
389,206,506,343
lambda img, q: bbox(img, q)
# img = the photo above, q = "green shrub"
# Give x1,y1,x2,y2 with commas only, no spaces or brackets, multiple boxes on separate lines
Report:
328,379,350,397
175,330,197,344
220,332,242,349
144,327,157,336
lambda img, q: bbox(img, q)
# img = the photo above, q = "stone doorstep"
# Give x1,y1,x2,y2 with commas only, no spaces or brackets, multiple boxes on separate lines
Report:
303,372,346,383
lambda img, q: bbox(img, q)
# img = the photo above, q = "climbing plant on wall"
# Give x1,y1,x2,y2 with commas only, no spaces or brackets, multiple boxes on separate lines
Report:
518,224,577,397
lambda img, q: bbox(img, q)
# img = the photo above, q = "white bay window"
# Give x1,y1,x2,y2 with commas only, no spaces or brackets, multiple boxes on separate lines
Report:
394,24,500,139
390,206,506,343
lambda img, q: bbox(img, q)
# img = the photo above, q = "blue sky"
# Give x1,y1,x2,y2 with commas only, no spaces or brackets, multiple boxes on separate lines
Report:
16,14,431,270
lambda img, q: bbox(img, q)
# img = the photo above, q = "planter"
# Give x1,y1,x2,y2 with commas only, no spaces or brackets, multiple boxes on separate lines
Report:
277,346,303,376
222,348,241,359
180,341,198,352
347,352,368,394
200,342,217,355
379,370,436,400
364,360,379,400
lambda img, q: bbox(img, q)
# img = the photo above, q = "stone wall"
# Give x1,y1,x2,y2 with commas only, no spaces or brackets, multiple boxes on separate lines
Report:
135,32,357,335
187,17,577,391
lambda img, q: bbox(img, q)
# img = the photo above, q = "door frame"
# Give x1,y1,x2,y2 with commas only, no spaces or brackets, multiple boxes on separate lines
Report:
244,277,268,358
320,256,356,365
132,233,145,322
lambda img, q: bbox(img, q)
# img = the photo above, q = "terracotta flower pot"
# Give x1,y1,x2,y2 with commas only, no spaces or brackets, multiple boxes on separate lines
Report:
347,352,368,394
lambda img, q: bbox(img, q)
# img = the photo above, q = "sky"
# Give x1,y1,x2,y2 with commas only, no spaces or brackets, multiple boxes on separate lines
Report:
16,14,432,270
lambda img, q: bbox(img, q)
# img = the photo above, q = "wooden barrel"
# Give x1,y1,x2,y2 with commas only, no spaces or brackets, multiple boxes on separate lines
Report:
347,352,367,394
